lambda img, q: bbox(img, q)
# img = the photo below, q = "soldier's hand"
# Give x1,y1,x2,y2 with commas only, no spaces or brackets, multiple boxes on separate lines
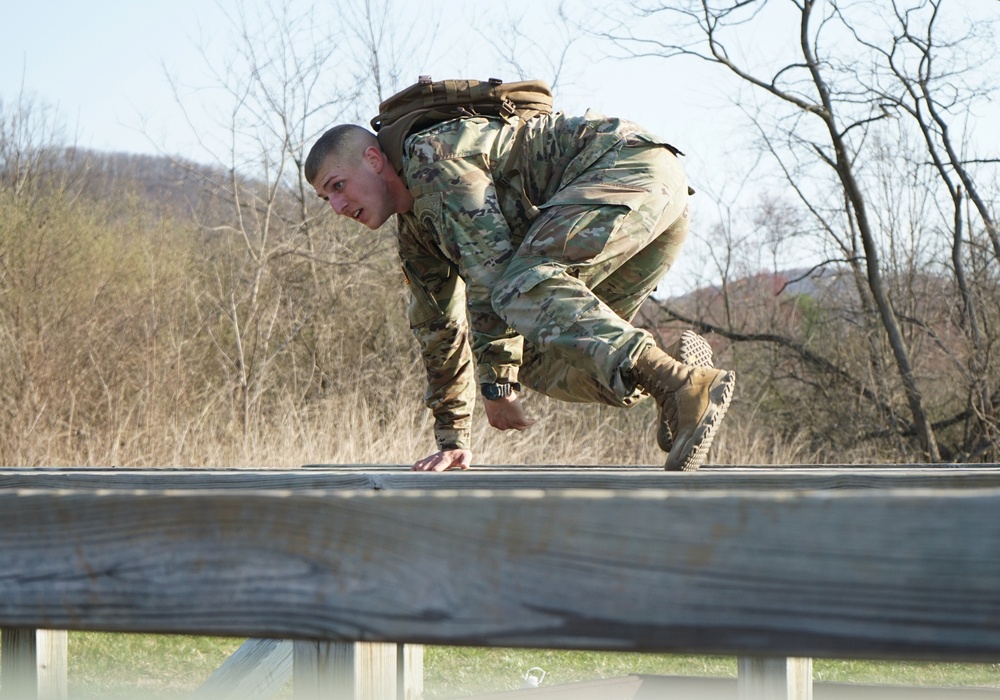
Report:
483,394,537,431
412,448,472,472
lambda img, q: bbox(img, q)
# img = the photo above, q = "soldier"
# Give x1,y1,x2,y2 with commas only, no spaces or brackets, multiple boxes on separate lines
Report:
305,110,735,472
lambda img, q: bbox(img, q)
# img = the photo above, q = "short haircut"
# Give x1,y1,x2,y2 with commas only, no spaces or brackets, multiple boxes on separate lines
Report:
304,124,379,185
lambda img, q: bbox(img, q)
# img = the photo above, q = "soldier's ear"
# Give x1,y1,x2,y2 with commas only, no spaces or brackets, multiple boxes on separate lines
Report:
363,146,384,172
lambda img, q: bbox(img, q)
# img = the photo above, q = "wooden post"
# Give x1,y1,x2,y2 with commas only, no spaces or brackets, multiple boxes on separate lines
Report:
1,629,67,700
190,638,293,700
293,641,396,700
738,656,811,700
397,645,423,700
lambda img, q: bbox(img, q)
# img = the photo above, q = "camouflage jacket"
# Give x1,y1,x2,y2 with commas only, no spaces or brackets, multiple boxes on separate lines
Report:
397,110,660,450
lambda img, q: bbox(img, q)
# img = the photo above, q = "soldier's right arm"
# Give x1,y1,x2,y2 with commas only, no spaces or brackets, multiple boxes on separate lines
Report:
398,220,476,452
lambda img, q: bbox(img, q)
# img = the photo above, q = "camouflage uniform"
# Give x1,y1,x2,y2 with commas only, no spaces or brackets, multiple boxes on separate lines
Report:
397,111,690,450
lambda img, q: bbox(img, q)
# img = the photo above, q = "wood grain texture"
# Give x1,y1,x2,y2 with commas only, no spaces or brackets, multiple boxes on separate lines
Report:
0,629,67,700
397,645,422,700
3,466,1000,492
189,638,292,700
34,631,66,700
1,488,1000,661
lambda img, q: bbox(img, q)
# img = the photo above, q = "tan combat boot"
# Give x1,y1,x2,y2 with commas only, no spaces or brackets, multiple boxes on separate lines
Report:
659,330,715,452
633,344,736,471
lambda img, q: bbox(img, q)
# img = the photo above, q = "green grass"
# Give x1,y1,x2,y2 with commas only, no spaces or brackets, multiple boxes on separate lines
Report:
811,658,1000,688
31,633,998,698
424,647,737,697
65,633,247,699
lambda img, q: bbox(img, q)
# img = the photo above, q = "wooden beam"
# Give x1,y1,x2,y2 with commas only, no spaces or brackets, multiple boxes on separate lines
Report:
1,488,1000,660
2,466,1000,492
1,629,67,700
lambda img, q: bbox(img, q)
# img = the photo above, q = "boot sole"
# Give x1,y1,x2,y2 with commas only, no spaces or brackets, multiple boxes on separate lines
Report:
677,330,714,368
658,331,715,452
664,370,736,472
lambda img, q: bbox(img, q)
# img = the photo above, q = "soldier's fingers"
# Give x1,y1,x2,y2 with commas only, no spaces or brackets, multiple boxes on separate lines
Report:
436,453,470,471
412,454,440,471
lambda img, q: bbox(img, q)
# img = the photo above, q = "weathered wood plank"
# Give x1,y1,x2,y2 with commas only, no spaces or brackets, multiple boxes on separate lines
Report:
189,638,292,700
3,467,1000,492
2,488,1000,661
34,631,66,700
1,629,67,700
0,470,377,492
397,645,422,700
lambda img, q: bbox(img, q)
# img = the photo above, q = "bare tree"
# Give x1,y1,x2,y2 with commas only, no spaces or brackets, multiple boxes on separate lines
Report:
475,3,584,92
165,0,347,434
869,0,1000,457
0,82,77,199
342,0,439,107
165,0,438,435
602,0,999,461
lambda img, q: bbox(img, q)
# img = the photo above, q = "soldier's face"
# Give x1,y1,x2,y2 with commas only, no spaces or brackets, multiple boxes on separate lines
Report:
313,148,395,230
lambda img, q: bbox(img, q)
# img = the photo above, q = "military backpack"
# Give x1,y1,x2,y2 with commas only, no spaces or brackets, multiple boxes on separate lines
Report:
371,76,553,179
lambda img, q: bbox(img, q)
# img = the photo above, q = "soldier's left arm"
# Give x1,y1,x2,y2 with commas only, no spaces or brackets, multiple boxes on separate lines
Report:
398,220,477,453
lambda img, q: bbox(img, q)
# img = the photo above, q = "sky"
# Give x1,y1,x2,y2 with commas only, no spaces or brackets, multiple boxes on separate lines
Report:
1,2,221,155
0,1,743,157
0,0,712,156
2,0,997,295
0,0,751,295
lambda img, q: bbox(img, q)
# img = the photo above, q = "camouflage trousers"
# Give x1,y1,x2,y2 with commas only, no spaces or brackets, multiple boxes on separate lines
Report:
492,140,690,407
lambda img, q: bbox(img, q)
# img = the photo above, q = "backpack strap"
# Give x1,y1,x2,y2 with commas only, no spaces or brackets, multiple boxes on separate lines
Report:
496,111,542,221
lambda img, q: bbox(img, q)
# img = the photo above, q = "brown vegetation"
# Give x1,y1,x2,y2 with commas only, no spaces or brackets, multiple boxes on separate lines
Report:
612,0,1000,462
0,138,873,468
0,140,684,468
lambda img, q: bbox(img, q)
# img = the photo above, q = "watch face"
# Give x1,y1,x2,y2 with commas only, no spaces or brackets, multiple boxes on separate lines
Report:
481,383,507,400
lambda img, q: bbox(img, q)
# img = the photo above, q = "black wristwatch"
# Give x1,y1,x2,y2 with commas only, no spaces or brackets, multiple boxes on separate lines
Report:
480,381,521,401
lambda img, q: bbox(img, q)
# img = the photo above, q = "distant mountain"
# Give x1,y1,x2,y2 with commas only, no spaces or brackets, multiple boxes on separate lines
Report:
658,265,858,309
634,264,866,342
62,148,232,219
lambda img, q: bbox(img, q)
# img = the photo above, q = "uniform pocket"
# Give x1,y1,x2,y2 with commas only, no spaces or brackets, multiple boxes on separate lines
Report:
402,260,446,328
